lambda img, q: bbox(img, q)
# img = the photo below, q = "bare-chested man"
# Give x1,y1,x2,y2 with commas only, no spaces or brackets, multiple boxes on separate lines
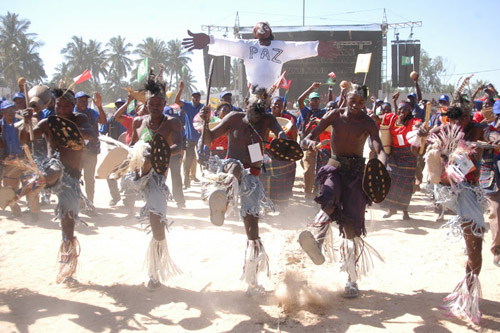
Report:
198,87,287,293
20,88,96,284
126,79,183,290
298,84,387,298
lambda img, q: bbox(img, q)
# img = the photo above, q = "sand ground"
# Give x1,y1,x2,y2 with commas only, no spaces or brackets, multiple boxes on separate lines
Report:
1,156,499,332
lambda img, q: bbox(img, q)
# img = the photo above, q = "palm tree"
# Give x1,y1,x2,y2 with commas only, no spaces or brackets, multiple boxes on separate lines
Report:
133,37,169,82
180,69,198,98
61,36,106,92
51,62,71,87
0,12,46,91
105,36,133,83
165,39,192,87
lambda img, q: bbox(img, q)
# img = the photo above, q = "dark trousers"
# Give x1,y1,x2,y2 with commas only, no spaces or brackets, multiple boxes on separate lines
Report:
183,140,197,187
168,154,185,204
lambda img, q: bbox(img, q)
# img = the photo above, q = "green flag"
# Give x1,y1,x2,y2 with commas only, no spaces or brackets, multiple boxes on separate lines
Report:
137,57,149,82
326,77,336,86
401,56,414,66
127,100,135,114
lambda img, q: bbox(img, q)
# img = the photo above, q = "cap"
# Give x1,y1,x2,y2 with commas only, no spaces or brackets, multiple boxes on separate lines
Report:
75,91,90,99
115,98,126,105
474,100,483,111
221,91,232,99
493,100,500,115
308,92,320,99
12,92,25,100
407,93,417,99
1,100,15,110
191,91,201,96
376,99,382,103
438,94,450,103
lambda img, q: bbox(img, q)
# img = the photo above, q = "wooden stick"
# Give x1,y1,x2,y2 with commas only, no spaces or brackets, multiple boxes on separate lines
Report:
419,101,432,155
22,83,34,142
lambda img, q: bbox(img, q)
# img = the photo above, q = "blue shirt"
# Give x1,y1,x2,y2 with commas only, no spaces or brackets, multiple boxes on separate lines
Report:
40,107,55,120
411,104,425,121
100,116,126,139
1,118,23,156
181,100,203,142
164,106,185,137
297,106,326,132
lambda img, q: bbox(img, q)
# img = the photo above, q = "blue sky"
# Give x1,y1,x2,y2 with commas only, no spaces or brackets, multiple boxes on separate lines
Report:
4,0,500,93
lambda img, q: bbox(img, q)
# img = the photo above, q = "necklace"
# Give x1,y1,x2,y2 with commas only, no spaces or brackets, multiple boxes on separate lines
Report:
147,115,164,133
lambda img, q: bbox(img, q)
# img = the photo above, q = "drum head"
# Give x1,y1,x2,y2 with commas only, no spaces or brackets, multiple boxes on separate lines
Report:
151,134,171,174
96,146,129,179
47,116,84,150
362,158,391,203
268,138,303,162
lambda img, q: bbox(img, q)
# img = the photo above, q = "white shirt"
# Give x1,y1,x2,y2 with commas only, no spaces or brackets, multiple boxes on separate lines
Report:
209,37,318,90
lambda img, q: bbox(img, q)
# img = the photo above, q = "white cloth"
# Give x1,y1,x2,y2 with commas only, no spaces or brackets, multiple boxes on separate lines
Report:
209,37,318,89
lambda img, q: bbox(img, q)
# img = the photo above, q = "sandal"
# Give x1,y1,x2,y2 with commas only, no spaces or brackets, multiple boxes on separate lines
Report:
298,230,325,265
343,281,359,298
208,189,227,226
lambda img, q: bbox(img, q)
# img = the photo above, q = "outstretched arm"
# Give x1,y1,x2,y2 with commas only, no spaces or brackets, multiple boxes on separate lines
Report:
182,30,210,51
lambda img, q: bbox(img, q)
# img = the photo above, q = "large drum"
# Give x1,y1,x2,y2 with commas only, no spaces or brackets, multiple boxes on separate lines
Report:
269,117,293,138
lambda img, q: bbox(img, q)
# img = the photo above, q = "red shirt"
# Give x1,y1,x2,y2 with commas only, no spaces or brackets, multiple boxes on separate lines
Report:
122,115,134,145
383,113,421,148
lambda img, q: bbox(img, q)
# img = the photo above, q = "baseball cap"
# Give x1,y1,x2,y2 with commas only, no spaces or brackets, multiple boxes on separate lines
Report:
1,100,15,110
493,100,500,115
191,91,201,96
438,94,450,103
75,91,90,99
308,92,320,99
12,92,25,100
221,91,232,98
407,93,417,99
115,98,126,105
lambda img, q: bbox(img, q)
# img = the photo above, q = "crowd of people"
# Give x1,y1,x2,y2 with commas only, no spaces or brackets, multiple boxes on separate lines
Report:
1,21,499,326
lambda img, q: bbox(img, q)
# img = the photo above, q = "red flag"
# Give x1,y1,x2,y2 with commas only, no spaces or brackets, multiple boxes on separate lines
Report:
272,71,287,90
328,72,336,79
280,78,292,90
73,69,92,85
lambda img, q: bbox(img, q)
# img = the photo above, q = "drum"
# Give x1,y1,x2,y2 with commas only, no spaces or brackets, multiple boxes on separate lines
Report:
270,117,293,138
96,146,129,179
379,124,392,154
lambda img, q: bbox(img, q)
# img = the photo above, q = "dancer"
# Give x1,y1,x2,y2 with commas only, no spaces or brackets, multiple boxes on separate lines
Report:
424,105,500,323
198,86,287,293
126,77,183,290
298,84,388,298
20,88,96,284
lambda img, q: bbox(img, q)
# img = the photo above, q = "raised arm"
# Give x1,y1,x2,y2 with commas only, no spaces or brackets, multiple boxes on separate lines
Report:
114,94,133,125
413,74,422,102
93,92,107,125
298,82,321,110
175,81,185,110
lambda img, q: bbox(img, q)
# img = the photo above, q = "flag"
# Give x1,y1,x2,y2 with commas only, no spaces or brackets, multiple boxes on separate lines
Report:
137,57,149,82
272,71,287,90
210,97,219,109
280,78,292,90
401,56,414,66
127,100,135,114
326,77,336,86
354,53,372,73
328,72,336,79
73,69,92,85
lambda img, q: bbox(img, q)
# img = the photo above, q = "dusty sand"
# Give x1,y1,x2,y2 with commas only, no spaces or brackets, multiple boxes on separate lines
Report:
1,159,499,332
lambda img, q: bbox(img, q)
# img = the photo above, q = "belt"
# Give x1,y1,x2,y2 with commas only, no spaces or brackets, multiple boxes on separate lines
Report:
328,155,365,173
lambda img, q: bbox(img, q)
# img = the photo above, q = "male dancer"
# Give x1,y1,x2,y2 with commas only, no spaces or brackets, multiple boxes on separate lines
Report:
127,78,183,290
299,85,387,298
20,88,96,284
198,86,287,292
